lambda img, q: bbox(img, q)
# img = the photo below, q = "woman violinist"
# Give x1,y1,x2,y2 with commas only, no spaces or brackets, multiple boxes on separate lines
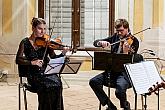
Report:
16,17,69,110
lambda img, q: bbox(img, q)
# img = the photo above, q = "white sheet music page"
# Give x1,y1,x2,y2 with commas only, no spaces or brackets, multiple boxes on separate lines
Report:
44,57,65,74
125,61,162,94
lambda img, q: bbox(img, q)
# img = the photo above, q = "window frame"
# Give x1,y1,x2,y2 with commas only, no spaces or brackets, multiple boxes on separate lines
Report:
38,0,115,51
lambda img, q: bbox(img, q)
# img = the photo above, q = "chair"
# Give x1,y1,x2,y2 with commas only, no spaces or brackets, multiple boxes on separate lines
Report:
98,54,145,110
98,82,133,110
18,65,37,110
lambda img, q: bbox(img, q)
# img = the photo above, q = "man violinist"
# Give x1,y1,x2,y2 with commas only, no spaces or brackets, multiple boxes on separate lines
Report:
89,19,139,110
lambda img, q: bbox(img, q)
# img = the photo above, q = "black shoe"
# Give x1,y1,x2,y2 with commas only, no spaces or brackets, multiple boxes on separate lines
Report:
106,100,117,110
106,106,117,110
124,101,131,110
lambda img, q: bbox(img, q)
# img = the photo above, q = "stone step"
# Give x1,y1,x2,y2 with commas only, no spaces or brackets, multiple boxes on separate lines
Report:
61,71,100,80
61,71,102,86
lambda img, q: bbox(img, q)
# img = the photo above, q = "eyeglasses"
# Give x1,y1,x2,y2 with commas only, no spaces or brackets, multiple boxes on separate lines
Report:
116,29,124,32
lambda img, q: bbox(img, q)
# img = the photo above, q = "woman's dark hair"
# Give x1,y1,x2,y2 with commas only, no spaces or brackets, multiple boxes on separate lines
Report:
31,17,46,28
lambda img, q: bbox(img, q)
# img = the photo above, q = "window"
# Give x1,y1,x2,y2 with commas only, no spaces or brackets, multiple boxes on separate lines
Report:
41,0,115,50
82,0,109,47
45,0,72,46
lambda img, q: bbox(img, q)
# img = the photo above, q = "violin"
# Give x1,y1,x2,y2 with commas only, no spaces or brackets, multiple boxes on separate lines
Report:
148,82,165,95
121,34,135,54
109,27,151,53
34,34,68,49
125,35,134,46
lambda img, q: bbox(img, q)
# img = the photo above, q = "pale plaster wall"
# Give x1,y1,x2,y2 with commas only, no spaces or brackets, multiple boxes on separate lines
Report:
0,0,31,75
1,0,165,75
116,0,165,59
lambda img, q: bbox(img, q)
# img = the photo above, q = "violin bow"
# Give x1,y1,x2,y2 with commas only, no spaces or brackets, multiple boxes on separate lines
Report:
132,27,151,36
42,18,57,61
110,27,151,46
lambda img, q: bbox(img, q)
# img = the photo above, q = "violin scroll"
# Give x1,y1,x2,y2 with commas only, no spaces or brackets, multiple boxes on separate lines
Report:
148,82,165,95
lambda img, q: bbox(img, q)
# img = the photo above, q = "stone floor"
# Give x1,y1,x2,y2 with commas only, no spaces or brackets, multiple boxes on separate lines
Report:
0,71,165,110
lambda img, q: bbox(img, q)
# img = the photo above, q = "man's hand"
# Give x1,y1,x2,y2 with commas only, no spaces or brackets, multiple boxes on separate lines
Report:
98,41,110,48
122,41,130,54
62,46,70,55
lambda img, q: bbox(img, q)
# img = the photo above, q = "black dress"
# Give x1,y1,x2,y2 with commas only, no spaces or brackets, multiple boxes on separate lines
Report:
16,37,64,110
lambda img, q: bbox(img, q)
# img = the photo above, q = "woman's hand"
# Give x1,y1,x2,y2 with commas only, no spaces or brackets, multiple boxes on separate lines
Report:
62,47,70,55
31,59,43,67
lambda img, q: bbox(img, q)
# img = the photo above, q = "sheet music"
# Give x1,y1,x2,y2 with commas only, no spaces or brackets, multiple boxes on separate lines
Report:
143,61,162,85
125,61,162,94
44,57,65,74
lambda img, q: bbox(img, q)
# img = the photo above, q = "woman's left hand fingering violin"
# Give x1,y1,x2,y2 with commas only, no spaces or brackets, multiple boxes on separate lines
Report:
34,34,67,49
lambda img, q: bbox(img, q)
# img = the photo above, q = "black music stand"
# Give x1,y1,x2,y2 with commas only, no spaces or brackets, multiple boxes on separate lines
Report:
93,52,133,72
44,57,82,75
44,57,82,110
93,52,141,110
59,58,82,74
44,57,82,88
124,61,162,110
